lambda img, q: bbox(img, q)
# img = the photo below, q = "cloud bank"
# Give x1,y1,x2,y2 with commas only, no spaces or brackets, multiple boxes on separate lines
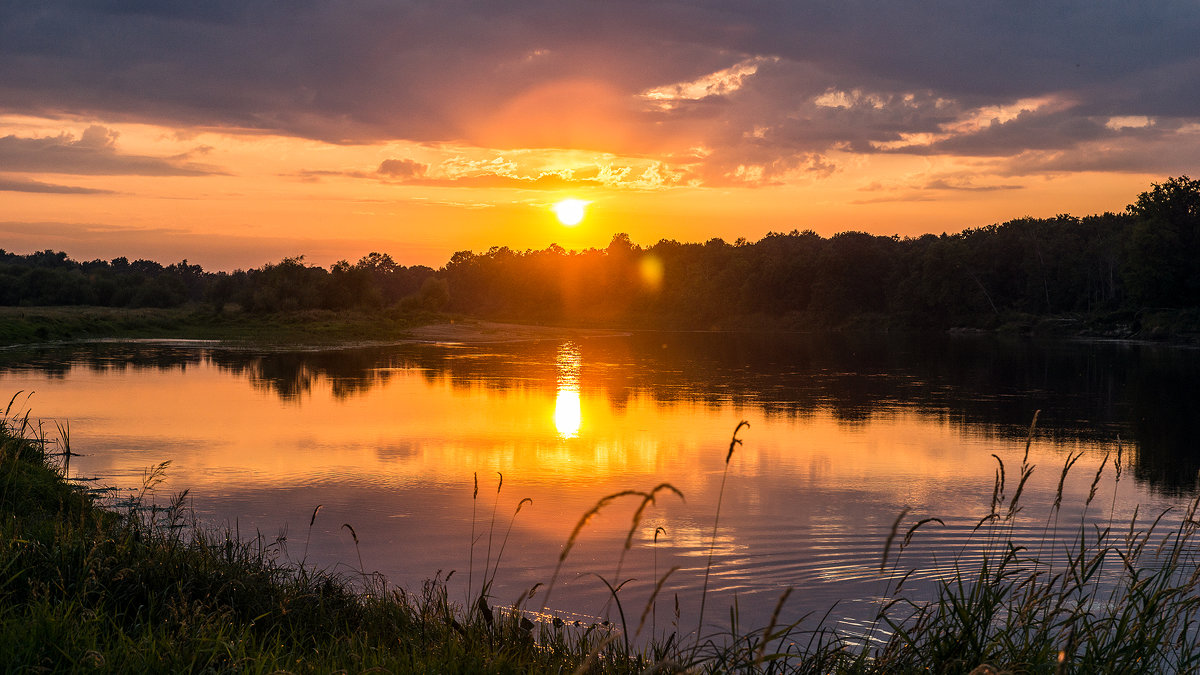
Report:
2,1,1197,186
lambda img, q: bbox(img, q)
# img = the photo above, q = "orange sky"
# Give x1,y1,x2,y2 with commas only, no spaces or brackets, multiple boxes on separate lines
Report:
1,4,1196,270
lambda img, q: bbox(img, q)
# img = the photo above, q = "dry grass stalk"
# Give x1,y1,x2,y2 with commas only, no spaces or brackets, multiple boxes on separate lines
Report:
697,421,749,638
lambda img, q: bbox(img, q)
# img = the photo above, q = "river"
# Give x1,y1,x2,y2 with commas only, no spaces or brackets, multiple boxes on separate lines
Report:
1,331,1197,641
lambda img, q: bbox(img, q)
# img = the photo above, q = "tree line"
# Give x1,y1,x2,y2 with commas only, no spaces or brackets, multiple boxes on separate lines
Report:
2,176,1197,330
0,250,446,314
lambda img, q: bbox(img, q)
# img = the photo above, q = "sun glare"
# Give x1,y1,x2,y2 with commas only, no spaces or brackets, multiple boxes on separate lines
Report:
555,341,582,438
554,390,582,438
552,199,588,226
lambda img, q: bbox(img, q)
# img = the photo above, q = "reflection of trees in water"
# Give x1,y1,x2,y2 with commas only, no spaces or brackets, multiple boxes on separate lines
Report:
1127,349,1200,495
0,343,205,379
2,335,1197,493
208,350,401,402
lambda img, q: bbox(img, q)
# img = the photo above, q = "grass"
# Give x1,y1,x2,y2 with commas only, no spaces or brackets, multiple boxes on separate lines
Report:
4,404,1200,673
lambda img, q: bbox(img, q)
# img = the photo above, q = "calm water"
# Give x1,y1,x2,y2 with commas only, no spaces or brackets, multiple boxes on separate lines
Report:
2,332,1198,638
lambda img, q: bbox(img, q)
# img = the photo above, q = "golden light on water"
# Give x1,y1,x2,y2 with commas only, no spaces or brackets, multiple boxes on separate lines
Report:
554,389,582,438
554,341,583,438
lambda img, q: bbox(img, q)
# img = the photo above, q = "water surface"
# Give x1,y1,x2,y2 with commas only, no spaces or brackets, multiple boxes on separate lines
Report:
2,332,1197,638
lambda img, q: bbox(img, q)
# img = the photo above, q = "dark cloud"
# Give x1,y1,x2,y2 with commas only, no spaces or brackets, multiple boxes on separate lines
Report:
0,177,115,194
377,159,427,179
922,179,1023,192
851,176,1024,204
0,125,223,175
1003,136,1200,176
889,110,1164,157
1,2,1198,179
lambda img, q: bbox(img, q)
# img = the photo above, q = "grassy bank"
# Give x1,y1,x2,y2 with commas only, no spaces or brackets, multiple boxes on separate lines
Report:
5,406,1200,673
0,306,443,347
5,305,1199,351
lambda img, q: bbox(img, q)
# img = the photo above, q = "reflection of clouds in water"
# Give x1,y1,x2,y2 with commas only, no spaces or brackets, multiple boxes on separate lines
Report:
555,341,582,439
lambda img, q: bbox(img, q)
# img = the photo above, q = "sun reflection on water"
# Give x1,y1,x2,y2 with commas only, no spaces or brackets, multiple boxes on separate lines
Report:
554,341,582,438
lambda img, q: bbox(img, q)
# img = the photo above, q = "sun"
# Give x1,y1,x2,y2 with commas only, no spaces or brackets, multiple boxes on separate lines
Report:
552,199,588,226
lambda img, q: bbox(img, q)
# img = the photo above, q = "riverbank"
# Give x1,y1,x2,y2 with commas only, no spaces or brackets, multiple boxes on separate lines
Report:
3,305,1198,351
0,305,434,346
0,306,629,348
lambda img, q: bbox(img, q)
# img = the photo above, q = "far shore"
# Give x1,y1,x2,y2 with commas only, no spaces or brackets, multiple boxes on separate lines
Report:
404,319,628,344
1,304,1196,349
0,305,631,348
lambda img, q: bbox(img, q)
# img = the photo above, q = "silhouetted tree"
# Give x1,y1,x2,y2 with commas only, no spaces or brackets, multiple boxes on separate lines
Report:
1124,176,1200,307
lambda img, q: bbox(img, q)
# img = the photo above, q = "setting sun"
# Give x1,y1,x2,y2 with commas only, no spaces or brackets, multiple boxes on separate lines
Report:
552,199,588,226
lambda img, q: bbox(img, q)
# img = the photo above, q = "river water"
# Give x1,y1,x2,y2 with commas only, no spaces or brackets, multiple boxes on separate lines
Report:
1,331,1197,641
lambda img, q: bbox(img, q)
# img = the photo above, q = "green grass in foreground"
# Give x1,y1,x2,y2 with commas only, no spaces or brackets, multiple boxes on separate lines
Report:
0,306,441,346
4,405,1200,673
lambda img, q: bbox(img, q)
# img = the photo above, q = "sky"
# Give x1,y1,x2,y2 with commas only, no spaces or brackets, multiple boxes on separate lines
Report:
1,1,1198,271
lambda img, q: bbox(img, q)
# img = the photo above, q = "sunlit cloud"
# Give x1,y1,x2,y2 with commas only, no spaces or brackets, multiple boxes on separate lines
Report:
1105,116,1153,131
641,56,779,110
305,147,699,192
944,96,1067,135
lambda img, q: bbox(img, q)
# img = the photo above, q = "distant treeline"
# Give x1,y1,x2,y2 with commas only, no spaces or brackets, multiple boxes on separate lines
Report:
3,176,1198,329
0,250,446,314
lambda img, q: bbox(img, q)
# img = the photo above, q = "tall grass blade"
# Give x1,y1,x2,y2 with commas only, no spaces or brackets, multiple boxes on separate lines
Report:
697,420,748,638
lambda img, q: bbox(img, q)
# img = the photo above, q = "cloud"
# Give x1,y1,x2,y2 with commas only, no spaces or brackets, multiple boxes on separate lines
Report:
0,176,115,194
922,179,1023,192
401,173,605,190
377,159,427,179
1002,132,1200,176
852,175,1024,203
3,2,1198,183
0,125,223,175
301,152,691,190
887,109,1155,157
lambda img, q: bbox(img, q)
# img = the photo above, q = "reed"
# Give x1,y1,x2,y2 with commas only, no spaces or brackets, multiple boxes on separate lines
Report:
301,503,322,565
541,488,646,611
467,470,477,604
697,419,749,639
485,496,533,591
484,471,502,594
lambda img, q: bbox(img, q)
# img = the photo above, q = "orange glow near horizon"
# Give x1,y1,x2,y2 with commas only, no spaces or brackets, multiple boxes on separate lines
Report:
0,112,1171,272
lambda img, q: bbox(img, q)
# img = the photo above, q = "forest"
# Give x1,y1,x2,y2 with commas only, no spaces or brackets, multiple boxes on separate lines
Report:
2,176,1198,332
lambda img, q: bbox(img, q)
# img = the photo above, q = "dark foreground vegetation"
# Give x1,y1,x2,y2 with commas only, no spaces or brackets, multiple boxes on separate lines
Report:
7,403,1200,673
3,177,1199,336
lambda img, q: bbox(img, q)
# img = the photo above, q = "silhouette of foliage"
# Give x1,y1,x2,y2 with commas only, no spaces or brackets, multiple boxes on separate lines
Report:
1,178,1198,328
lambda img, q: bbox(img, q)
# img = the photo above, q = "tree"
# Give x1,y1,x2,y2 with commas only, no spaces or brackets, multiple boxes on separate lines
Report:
1124,176,1200,307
